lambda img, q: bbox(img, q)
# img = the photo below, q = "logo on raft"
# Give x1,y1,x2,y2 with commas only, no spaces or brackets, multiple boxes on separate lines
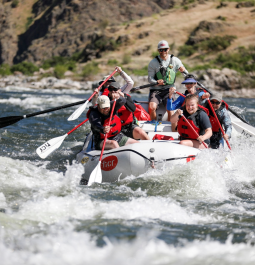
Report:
101,155,118,171
186,155,196,163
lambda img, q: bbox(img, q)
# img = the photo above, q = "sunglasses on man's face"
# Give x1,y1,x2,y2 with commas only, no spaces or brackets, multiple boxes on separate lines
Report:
210,100,221,105
158,48,168,52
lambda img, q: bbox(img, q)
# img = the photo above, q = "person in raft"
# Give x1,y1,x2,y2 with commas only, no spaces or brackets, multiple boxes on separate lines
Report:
167,75,210,130
170,94,212,149
204,92,232,149
147,40,188,121
107,81,150,140
92,66,134,106
88,95,138,150
167,75,210,110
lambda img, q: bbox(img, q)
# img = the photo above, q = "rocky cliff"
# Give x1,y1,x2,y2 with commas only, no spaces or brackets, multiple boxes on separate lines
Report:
0,0,175,64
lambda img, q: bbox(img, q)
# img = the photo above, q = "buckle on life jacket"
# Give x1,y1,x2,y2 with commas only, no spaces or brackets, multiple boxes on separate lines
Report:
181,133,189,138
111,130,118,135
111,123,116,127
182,125,188,129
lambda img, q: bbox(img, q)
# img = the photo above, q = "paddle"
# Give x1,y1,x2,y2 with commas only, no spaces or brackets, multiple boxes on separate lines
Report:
130,83,158,92
87,99,117,186
67,69,117,121
0,99,88,129
36,118,89,159
207,99,231,150
180,114,208,148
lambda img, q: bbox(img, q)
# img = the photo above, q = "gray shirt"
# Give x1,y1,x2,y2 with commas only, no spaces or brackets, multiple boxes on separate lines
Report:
148,55,184,90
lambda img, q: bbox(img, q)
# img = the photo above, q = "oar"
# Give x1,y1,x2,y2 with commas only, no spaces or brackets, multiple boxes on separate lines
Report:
130,83,158,92
67,69,117,121
88,99,117,186
184,74,250,125
207,99,231,150
175,91,185,98
36,118,89,159
0,99,88,129
180,114,208,148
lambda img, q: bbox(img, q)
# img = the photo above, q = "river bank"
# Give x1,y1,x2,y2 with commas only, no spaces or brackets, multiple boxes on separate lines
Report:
1,67,255,98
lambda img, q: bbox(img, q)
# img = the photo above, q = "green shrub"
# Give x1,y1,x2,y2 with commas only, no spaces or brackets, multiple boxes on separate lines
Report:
151,51,159,58
25,17,33,30
132,66,148,76
199,35,237,51
54,65,67,79
107,59,118,66
82,61,100,78
41,56,77,71
11,0,19,8
0,64,11,76
11,62,39,75
214,46,255,74
122,53,131,64
178,45,195,57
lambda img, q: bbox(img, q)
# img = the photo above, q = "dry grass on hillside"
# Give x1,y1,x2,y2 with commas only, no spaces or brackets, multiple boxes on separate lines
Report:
97,2,255,71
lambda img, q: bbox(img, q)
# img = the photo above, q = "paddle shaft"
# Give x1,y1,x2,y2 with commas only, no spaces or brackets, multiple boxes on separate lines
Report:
207,100,231,150
67,118,89,135
180,114,208,148
99,99,117,161
130,83,158,92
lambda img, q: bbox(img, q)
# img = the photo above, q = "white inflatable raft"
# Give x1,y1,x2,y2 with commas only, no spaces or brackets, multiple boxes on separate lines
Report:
76,102,201,184
76,99,255,184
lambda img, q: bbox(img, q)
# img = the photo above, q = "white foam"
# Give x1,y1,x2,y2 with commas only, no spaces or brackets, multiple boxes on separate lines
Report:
1,227,255,265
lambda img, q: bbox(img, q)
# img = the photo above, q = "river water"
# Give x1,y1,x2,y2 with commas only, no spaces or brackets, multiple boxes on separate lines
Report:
1,86,255,265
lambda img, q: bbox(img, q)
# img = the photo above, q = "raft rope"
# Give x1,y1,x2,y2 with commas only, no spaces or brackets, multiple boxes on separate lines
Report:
82,149,196,164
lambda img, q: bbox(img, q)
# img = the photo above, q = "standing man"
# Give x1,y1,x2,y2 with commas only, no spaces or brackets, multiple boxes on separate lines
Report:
148,40,188,121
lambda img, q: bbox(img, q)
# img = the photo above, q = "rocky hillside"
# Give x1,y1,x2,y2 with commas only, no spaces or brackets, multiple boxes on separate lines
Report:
0,0,255,90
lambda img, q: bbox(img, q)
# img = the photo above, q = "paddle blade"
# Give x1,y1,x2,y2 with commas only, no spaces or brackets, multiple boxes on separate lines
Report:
0,116,23,128
67,101,89,121
36,134,68,159
88,161,102,186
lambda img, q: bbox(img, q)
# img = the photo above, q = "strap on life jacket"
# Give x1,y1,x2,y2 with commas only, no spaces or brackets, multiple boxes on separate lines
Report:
99,115,122,139
154,55,176,85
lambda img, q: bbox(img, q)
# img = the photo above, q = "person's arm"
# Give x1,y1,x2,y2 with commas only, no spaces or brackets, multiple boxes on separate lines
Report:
89,110,104,133
113,96,127,113
124,94,136,112
116,66,134,94
197,111,212,141
197,128,212,143
170,109,183,124
92,87,100,106
148,59,160,84
221,108,232,139
167,96,185,111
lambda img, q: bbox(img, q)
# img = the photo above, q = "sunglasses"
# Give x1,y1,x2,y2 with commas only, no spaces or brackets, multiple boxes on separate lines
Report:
158,48,168,52
210,100,221,105
108,87,119,92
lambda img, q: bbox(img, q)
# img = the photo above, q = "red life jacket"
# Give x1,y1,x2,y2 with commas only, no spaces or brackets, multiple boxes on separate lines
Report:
152,134,174,140
99,115,122,139
102,88,109,96
208,102,225,132
134,104,151,121
209,115,221,132
117,105,134,126
177,109,206,140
